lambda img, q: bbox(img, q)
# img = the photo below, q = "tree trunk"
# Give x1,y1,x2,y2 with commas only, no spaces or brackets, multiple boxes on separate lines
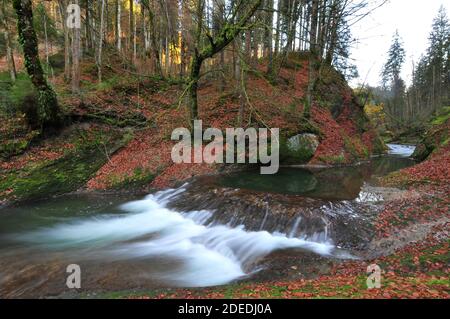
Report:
116,0,121,51
189,53,202,124
71,0,81,93
305,0,319,119
4,28,17,82
129,0,134,55
325,1,339,65
85,0,91,51
13,0,60,127
0,1,17,82
43,11,52,78
265,0,274,75
274,0,282,56
57,0,70,82
96,0,105,83
144,2,163,78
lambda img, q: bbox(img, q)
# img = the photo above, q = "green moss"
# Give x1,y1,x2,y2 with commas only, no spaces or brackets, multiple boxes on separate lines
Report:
318,154,346,165
0,130,40,159
0,127,125,202
426,279,449,287
107,166,156,190
0,72,36,115
432,106,450,125
373,135,388,154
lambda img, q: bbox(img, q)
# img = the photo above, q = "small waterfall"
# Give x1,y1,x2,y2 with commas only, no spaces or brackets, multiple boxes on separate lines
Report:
13,185,335,287
387,144,416,157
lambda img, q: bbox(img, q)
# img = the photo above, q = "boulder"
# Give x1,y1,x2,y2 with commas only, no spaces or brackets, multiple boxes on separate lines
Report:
282,133,320,163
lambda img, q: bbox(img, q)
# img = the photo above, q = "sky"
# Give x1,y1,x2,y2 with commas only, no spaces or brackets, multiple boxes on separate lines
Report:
349,0,450,88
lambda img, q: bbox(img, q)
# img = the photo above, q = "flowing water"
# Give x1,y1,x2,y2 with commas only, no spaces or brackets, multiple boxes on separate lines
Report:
0,144,415,298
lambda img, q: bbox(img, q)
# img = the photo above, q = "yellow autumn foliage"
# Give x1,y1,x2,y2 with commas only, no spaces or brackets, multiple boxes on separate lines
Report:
365,103,386,127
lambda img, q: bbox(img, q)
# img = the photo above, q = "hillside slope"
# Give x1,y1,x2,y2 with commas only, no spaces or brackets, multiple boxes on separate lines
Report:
81,54,384,190
0,53,384,202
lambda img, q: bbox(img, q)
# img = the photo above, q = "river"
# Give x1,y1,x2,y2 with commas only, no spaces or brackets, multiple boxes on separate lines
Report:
0,144,415,298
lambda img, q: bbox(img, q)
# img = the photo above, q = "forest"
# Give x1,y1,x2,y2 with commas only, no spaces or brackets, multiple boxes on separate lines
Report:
0,0,449,300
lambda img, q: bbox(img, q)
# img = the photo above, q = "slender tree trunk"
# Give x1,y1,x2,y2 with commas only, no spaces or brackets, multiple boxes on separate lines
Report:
97,0,105,83
325,1,339,65
116,0,121,51
0,1,17,82
133,11,137,64
129,0,134,55
189,53,202,124
85,0,91,51
43,12,53,79
13,0,60,127
305,0,319,119
143,2,163,78
57,0,70,82
4,28,17,82
265,0,274,75
71,0,81,93
274,0,282,56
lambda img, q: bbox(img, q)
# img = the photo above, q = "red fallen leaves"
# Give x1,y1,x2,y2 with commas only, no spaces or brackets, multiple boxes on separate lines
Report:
376,144,450,238
310,107,346,164
336,103,359,137
401,144,450,185
374,183,450,238
0,143,71,171
87,131,174,190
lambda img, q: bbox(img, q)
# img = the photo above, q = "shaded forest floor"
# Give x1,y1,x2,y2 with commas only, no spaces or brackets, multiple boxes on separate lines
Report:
0,53,448,299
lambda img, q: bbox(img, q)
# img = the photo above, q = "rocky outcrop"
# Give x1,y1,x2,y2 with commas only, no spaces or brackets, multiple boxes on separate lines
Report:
281,133,320,164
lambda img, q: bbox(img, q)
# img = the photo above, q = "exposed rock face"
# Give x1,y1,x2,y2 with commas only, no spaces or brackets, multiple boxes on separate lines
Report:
282,134,320,164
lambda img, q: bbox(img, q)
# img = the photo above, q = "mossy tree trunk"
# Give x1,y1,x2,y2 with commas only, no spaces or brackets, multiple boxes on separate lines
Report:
13,0,60,128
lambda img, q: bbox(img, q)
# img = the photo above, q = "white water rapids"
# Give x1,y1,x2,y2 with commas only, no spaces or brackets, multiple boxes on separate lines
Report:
387,144,416,157
14,186,335,287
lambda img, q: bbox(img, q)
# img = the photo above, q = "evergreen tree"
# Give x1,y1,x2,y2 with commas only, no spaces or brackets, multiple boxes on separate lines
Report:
427,5,450,110
381,31,406,89
410,6,450,118
381,31,406,123
332,19,359,81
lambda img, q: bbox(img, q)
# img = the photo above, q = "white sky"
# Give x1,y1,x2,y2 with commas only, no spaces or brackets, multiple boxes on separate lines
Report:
350,0,450,88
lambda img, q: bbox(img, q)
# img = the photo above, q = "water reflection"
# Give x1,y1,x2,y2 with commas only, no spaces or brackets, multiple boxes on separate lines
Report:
220,150,415,200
